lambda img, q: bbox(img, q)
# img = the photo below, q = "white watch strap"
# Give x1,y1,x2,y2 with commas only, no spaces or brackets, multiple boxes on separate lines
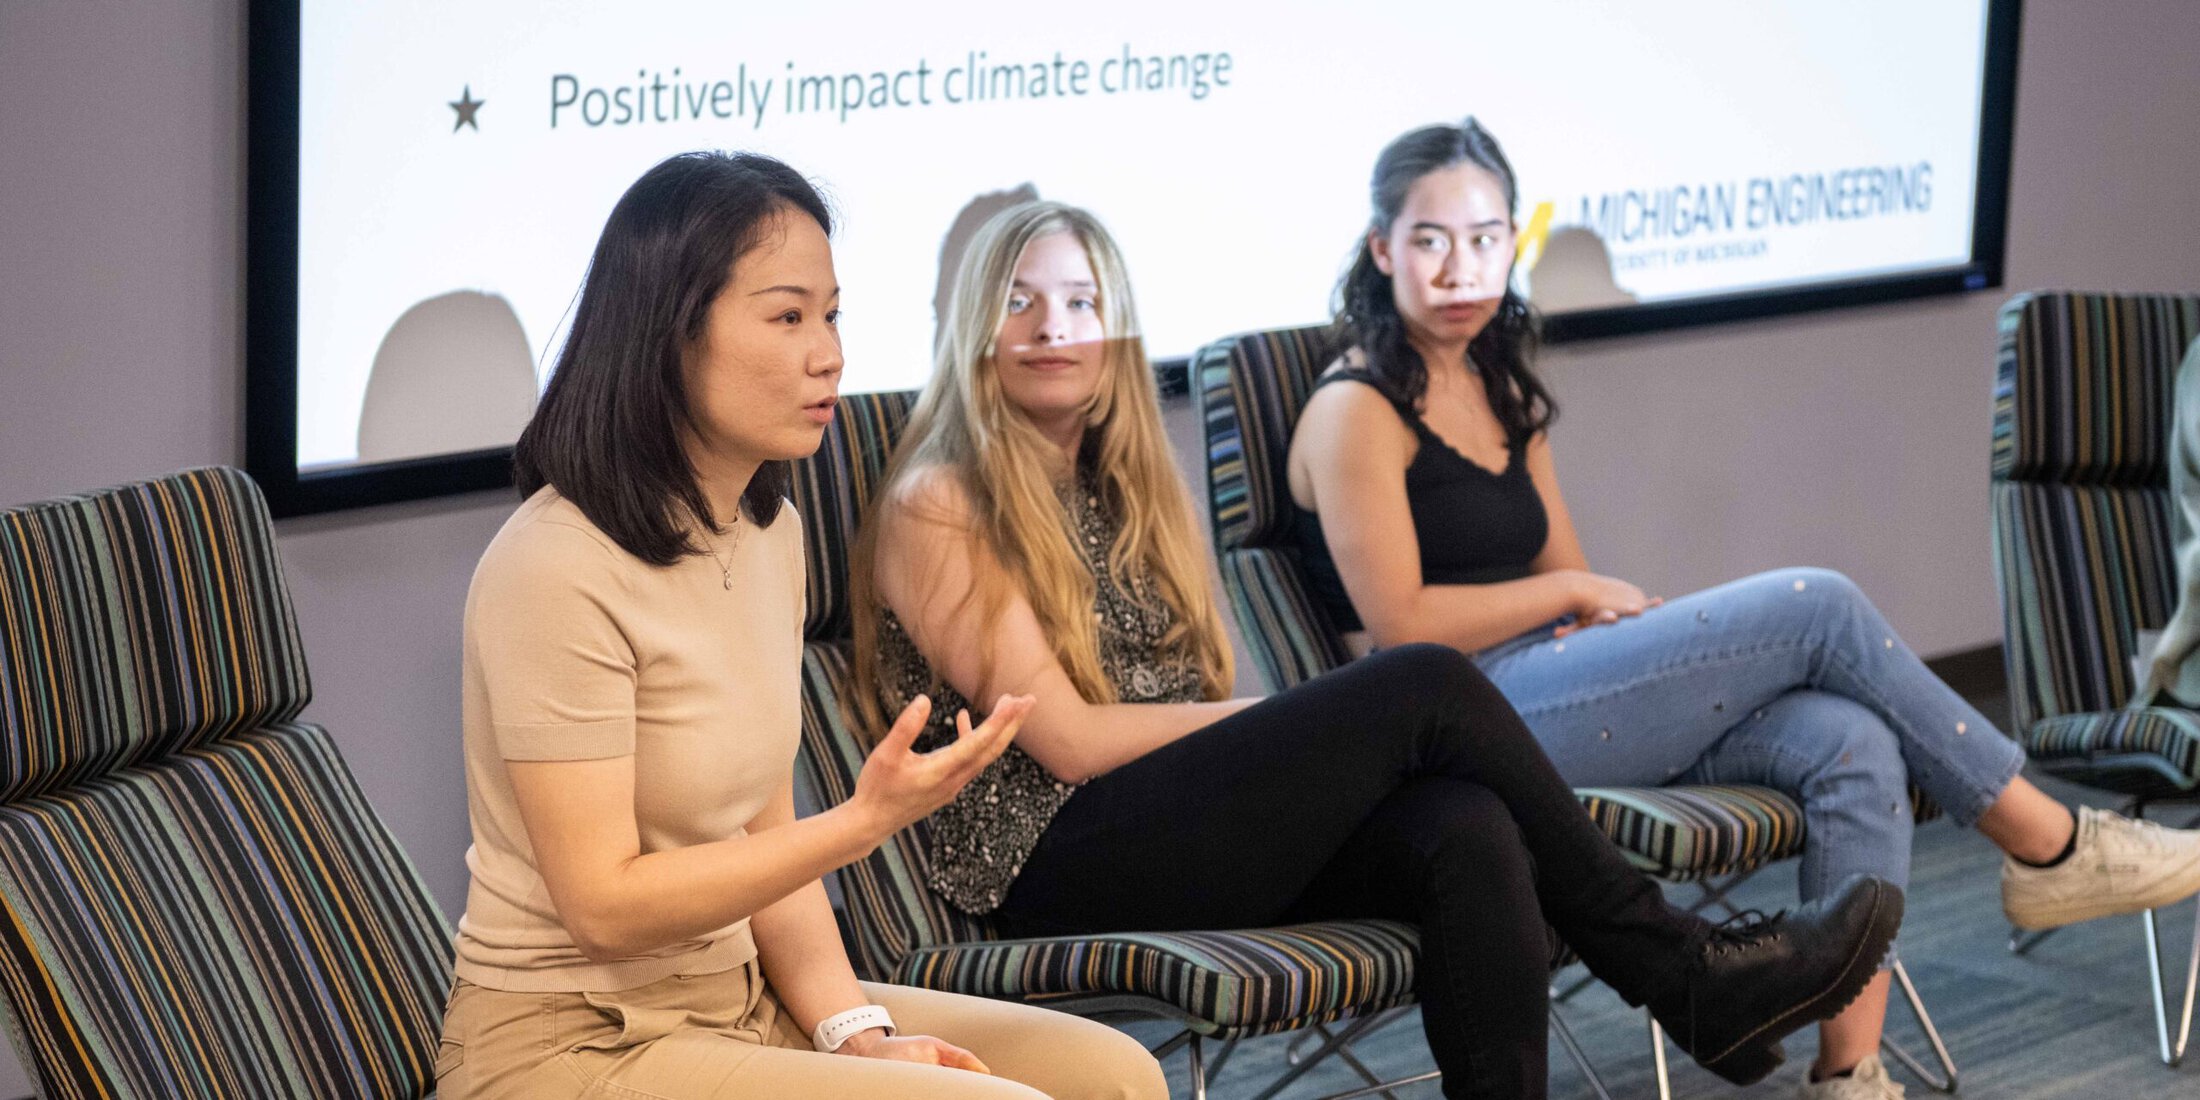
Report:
813,1004,896,1052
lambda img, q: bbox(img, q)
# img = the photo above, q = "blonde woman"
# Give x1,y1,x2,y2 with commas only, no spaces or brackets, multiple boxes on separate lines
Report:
436,152,1167,1100
852,200,1903,1100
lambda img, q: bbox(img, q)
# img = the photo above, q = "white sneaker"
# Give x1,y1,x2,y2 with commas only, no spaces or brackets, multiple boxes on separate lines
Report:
1796,1054,1904,1099
2002,805,2200,930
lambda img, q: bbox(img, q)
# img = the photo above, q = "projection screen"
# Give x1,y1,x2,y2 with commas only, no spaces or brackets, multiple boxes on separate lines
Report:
246,0,2019,515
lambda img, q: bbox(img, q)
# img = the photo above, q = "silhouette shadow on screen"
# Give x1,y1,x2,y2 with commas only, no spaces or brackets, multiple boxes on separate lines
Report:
356,290,538,465
933,183,1040,354
1525,226,1638,313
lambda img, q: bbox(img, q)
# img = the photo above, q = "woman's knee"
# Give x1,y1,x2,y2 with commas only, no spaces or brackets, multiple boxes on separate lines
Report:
1085,1028,1169,1100
1366,641,1478,689
863,985,1166,1100
1028,1015,1167,1100
1754,566,1873,618
1367,642,1511,720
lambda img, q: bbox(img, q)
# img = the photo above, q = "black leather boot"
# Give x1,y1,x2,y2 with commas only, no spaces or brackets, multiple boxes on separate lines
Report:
1647,874,1903,1085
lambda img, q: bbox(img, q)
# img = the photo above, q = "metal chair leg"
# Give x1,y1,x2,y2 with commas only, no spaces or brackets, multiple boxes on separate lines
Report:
1330,1038,1412,1100
1147,1029,1191,1061
2178,904,2199,1068
1646,1012,1673,1100
1246,1014,1385,1100
1592,868,1741,1099
1879,959,1959,1092
1109,1002,1441,1100
1283,1017,1412,1100
2130,797,2200,1069
1286,1010,1405,1065
2012,798,2200,1068
1550,1004,1615,1100
1612,874,1740,1099
1551,967,1599,1003
2143,902,2199,1067
1255,1033,1438,1100
1686,873,1750,918
1187,1033,1206,1100
1316,1070,1444,1100
1202,1036,1239,1086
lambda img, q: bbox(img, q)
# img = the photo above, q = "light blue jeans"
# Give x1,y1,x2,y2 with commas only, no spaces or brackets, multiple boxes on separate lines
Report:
1476,567,2026,930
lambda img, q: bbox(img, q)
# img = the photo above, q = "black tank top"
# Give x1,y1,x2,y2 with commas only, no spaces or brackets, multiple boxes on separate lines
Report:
1290,369,1548,632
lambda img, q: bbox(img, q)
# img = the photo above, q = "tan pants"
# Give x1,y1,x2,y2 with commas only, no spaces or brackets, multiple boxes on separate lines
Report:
435,961,1168,1099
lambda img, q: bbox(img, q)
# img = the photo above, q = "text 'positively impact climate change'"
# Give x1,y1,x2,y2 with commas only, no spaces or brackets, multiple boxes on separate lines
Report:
551,46,1236,131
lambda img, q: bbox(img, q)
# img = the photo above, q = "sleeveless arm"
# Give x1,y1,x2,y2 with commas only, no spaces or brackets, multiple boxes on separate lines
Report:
871,467,1251,784
1291,380,1586,651
1525,434,1591,573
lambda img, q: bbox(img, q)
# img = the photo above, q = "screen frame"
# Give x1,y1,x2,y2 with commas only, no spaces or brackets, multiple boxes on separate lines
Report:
246,0,2023,517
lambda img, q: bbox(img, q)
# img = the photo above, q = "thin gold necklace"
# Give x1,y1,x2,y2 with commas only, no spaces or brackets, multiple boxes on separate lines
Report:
701,511,744,590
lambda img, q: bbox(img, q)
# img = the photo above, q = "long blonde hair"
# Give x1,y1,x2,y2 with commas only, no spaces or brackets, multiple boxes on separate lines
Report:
851,202,1233,725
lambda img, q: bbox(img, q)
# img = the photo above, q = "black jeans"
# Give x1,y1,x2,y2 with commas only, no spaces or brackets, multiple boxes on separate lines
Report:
997,644,1699,1100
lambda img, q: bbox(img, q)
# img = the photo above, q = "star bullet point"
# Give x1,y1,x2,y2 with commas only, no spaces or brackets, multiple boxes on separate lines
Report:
450,85,484,133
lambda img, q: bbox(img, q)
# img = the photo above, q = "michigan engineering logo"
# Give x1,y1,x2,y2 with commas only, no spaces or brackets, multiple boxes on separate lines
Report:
1517,162,1934,280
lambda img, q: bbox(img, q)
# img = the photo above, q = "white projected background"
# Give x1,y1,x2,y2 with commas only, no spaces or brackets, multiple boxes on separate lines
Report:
297,0,1991,470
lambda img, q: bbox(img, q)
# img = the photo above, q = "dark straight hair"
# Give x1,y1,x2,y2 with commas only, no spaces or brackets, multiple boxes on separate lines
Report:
514,151,831,566
1333,117,1556,444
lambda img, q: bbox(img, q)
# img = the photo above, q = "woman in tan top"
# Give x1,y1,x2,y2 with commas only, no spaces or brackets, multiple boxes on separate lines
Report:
434,152,1167,1100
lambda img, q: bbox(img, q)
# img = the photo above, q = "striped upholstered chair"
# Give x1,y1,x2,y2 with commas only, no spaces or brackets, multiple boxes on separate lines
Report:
787,391,1496,1099
1195,325,1958,1093
0,468,452,1099
1989,290,2200,1066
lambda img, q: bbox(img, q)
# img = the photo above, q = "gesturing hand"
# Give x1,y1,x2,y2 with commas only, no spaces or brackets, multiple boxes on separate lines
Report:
839,1030,991,1073
853,693,1035,837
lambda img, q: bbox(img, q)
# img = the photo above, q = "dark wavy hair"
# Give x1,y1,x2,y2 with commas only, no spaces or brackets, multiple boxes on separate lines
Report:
514,151,831,565
1333,118,1555,443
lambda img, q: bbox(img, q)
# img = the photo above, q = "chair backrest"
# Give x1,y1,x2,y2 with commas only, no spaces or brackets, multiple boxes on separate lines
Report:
1991,291,2200,729
0,468,450,1099
1193,324,1355,689
786,392,1001,981
0,467,311,797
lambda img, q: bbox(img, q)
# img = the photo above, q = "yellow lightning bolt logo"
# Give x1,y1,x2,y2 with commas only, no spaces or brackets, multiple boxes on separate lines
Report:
1515,200,1555,272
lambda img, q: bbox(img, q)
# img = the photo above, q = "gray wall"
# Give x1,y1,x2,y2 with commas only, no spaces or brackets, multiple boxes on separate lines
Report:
4,2,2199,1094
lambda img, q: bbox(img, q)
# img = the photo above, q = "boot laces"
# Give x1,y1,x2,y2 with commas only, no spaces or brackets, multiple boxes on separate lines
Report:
1700,907,1788,960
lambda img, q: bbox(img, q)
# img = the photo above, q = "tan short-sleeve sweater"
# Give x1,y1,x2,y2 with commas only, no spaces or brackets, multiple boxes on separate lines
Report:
451,488,805,992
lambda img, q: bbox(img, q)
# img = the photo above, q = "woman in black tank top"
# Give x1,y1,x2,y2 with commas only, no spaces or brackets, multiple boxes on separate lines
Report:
1289,365,1546,637
1287,118,2200,1092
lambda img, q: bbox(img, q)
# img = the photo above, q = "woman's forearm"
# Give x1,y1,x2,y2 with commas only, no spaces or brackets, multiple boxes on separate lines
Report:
1371,571,1580,654
552,799,887,963
1021,697,1258,783
752,880,871,1038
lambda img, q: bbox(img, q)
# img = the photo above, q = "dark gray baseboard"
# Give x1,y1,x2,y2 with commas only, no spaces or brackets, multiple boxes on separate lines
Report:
1925,642,2007,703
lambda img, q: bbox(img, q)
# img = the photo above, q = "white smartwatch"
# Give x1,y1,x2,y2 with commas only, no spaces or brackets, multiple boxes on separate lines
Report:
813,1004,897,1053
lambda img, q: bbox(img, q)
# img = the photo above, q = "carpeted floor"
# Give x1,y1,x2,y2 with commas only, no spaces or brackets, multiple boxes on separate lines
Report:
1127,728,2200,1097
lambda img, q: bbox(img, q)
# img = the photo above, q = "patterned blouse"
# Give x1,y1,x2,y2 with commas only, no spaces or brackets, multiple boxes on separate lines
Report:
872,470,1207,914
